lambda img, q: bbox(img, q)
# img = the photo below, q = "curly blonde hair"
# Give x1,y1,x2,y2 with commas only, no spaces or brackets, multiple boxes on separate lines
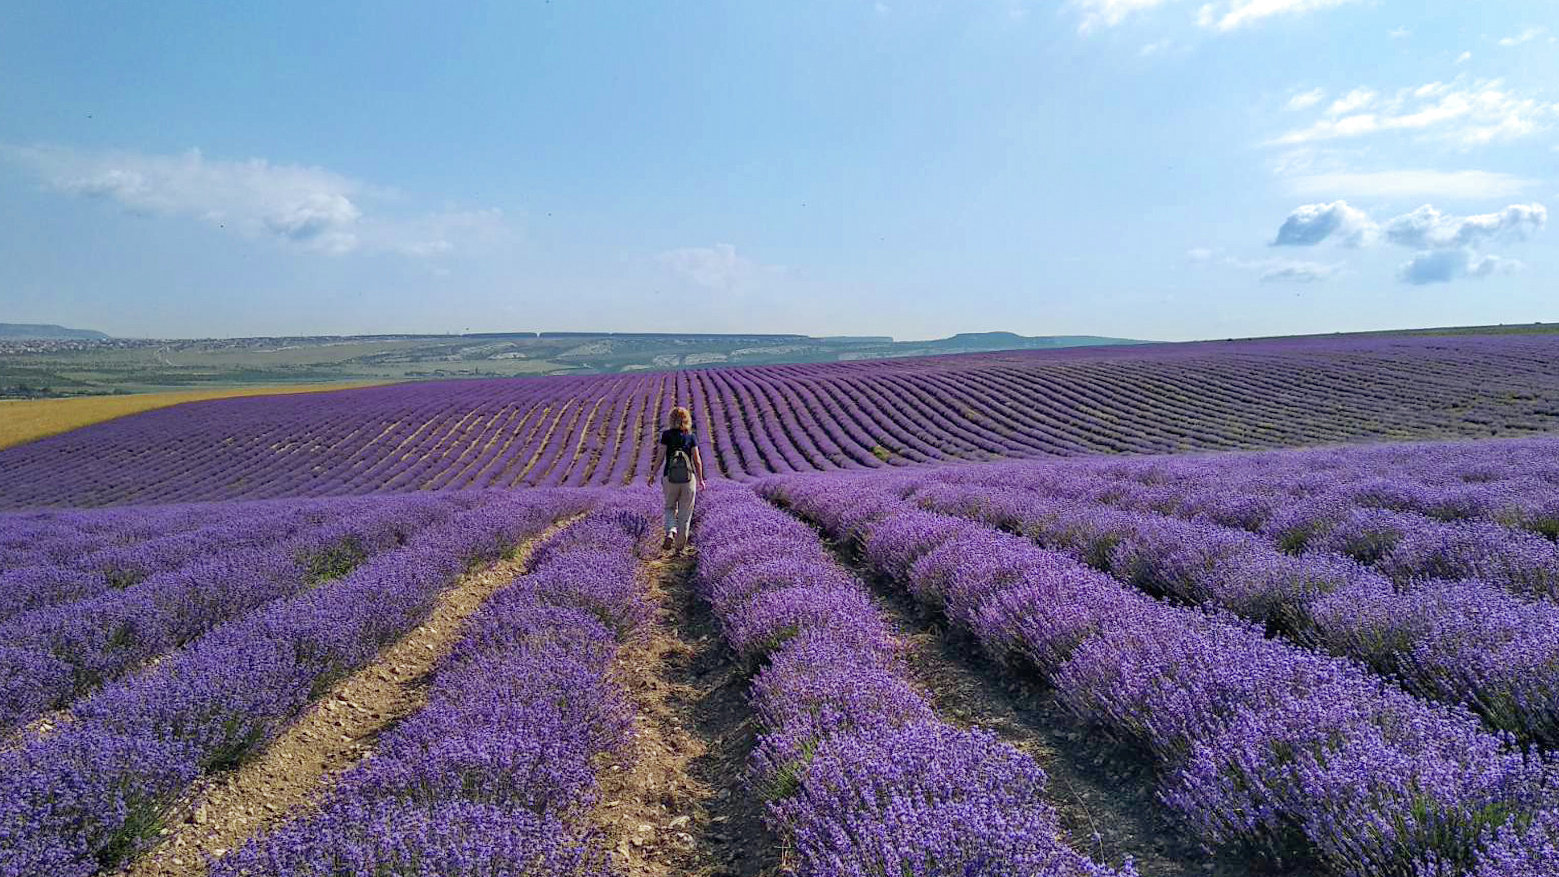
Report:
668,406,692,431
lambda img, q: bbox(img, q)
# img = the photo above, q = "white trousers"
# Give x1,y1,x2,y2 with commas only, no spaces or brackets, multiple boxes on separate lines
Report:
661,475,697,537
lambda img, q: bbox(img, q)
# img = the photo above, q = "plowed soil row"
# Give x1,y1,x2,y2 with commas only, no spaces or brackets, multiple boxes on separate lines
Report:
594,552,786,877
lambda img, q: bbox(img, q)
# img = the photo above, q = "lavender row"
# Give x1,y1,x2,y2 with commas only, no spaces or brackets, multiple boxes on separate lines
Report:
916,451,1559,596
0,488,592,877
7,332,1559,507
0,496,362,582
943,438,1559,541
760,475,1559,877
212,502,654,877
897,474,1559,748
0,493,471,736
694,486,1133,877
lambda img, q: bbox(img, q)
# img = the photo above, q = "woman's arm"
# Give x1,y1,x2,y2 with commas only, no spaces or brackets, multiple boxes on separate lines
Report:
646,444,663,486
693,447,707,483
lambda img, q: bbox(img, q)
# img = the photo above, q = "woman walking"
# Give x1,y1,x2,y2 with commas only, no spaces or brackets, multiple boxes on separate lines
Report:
646,405,706,552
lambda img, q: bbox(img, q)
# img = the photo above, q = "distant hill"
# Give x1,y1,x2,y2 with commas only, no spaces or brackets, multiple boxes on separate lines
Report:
0,328,1155,398
0,323,109,340
923,331,1145,350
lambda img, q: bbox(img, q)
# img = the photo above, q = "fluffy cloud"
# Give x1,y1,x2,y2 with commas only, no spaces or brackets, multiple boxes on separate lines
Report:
1270,78,1559,147
1272,200,1544,284
1383,203,1546,249
1398,249,1524,285
2,144,507,257
1272,200,1380,247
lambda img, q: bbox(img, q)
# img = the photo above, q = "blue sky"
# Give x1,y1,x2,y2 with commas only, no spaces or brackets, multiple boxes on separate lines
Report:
1,1,1554,341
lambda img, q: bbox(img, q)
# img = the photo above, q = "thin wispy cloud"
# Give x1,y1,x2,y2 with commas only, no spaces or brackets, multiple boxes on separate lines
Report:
655,244,783,292
1196,0,1362,33
1188,248,1342,283
1071,0,1358,33
1498,26,1548,47
1281,169,1537,199
1072,0,1173,33
2,144,509,257
1286,88,1326,111
1270,78,1559,147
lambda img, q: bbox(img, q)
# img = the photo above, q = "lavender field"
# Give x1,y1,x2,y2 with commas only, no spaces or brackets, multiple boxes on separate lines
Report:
5,335,1559,877
4,333,1559,509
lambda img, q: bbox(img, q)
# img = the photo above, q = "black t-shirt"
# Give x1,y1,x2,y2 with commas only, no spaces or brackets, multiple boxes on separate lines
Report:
660,428,697,473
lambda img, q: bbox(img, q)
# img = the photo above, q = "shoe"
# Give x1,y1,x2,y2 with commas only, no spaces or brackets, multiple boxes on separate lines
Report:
661,533,675,551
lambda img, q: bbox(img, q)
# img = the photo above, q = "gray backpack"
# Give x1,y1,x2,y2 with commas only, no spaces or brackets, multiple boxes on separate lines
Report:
665,434,694,484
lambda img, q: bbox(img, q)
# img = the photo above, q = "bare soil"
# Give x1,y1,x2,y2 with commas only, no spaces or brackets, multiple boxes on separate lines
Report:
121,520,575,877
594,550,789,877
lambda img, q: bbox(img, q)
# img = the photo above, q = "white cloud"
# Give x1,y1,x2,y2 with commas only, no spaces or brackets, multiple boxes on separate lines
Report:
1197,0,1361,32
1326,88,1377,116
1286,88,1326,111
655,244,782,292
1073,0,1355,31
1189,248,1342,282
1268,199,1544,285
1139,38,1175,56
1383,203,1546,249
1282,169,1537,199
1270,78,1559,147
1498,26,1547,47
1072,0,1173,32
1456,51,1472,64
1272,200,1380,247
1388,26,1410,40
1250,258,1341,282
1398,248,1524,285
2,144,508,257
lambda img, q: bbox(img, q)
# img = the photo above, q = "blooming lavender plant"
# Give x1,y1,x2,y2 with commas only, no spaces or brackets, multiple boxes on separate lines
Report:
211,502,652,877
0,489,591,876
696,486,1135,877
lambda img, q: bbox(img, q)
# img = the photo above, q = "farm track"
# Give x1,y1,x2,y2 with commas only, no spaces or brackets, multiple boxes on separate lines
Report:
120,518,577,877
818,537,1264,877
597,551,785,877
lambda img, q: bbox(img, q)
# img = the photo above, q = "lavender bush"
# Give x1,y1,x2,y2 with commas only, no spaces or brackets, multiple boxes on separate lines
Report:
696,486,1134,877
0,489,591,877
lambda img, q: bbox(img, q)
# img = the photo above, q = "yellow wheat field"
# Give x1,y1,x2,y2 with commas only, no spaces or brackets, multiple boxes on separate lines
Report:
0,382,386,450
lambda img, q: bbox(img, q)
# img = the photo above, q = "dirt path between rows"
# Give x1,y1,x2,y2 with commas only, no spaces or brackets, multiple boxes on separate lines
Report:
123,519,577,877
594,551,788,877
826,540,1277,877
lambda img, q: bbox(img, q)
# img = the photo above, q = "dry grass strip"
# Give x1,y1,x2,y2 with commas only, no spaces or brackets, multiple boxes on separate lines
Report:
0,382,387,450
123,517,578,877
